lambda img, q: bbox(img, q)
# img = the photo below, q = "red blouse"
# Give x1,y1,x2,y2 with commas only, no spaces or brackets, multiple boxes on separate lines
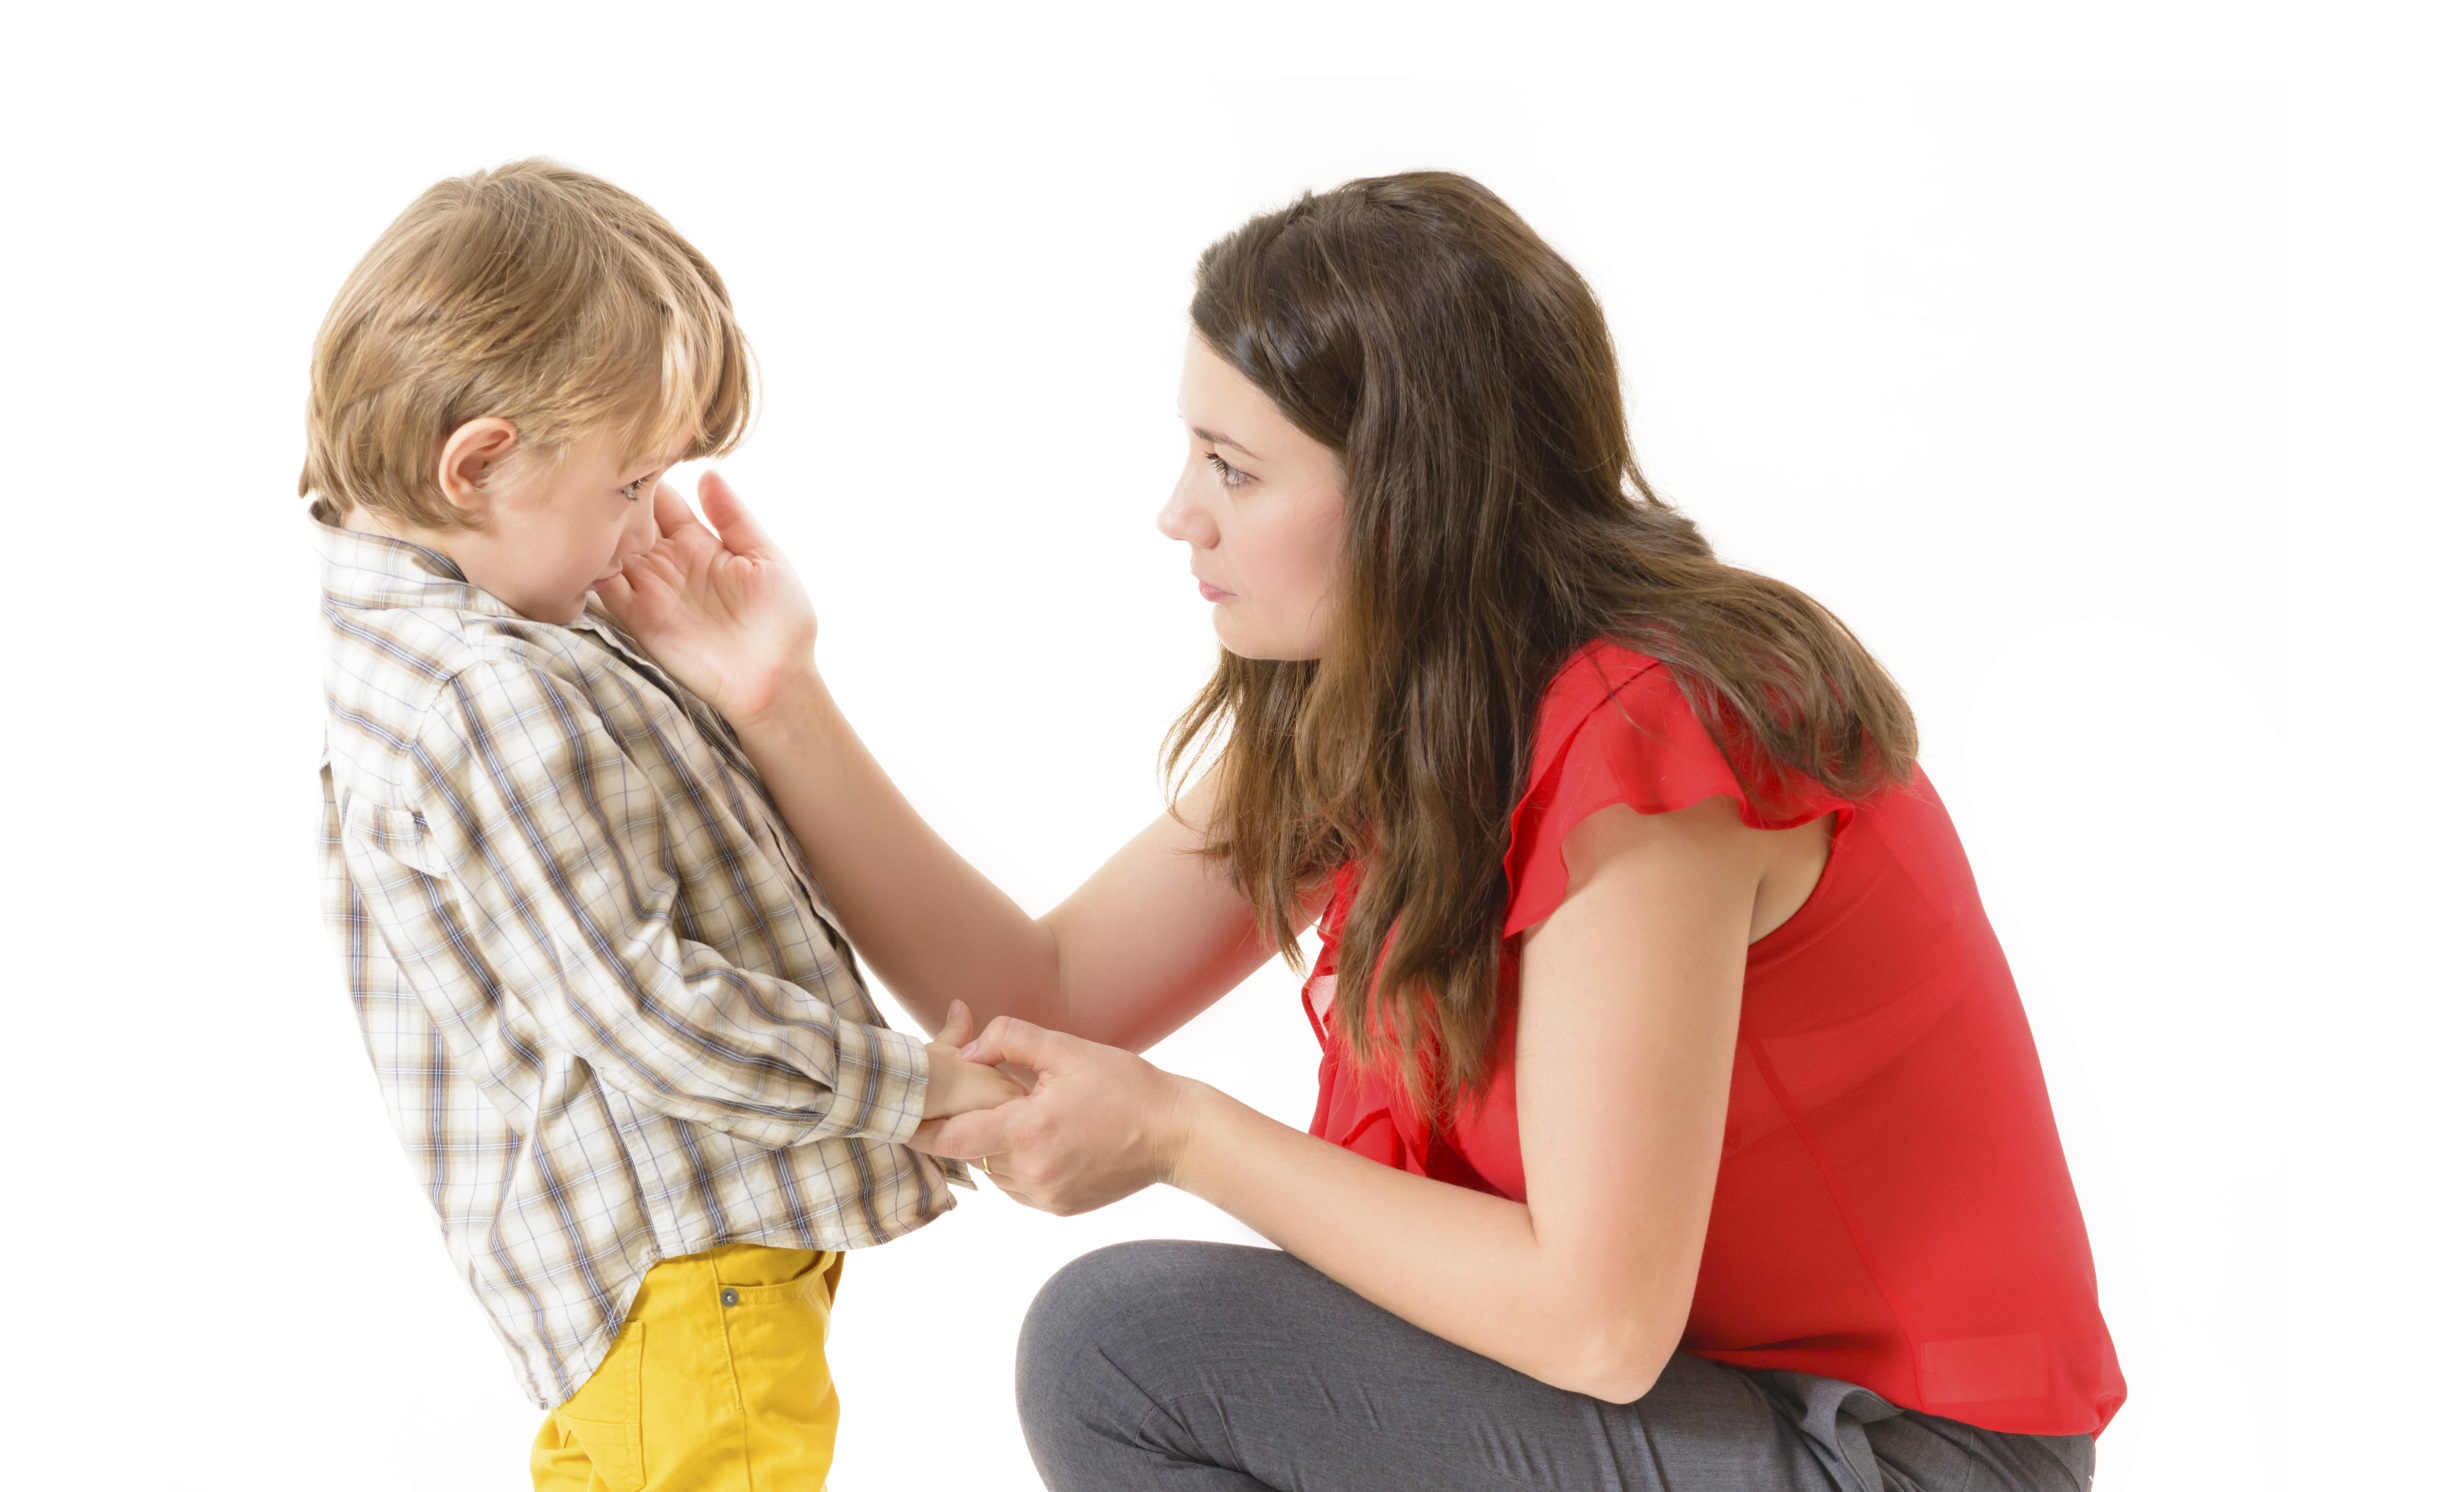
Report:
1303,640,2125,1436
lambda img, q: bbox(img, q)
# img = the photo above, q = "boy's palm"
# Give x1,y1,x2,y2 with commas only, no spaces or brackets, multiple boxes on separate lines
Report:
597,474,816,723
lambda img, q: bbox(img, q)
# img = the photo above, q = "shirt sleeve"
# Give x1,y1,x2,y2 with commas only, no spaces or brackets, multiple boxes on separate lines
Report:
1501,652,1843,939
370,654,932,1150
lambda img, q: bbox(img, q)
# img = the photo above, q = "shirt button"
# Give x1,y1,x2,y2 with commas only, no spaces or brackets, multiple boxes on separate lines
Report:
720,1288,739,1308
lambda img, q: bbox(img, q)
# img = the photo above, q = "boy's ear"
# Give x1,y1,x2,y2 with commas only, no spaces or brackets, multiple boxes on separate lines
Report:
436,417,522,519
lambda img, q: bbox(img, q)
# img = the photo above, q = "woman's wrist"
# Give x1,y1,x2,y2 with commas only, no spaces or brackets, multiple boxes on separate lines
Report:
1159,1075,1236,1194
731,661,832,738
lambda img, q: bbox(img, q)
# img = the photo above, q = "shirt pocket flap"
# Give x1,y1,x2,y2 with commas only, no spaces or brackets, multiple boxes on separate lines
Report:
344,795,453,879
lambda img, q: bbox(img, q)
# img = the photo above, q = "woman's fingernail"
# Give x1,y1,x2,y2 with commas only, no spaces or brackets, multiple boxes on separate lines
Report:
959,1041,980,1061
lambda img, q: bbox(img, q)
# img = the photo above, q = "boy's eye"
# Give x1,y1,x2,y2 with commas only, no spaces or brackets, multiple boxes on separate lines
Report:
1206,452,1250,489
620,477,650,502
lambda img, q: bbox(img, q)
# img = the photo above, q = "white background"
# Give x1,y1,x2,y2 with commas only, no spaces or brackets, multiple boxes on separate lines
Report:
2,5,2443,1489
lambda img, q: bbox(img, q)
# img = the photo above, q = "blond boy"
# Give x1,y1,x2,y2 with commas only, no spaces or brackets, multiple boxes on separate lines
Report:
304,159,1012,1490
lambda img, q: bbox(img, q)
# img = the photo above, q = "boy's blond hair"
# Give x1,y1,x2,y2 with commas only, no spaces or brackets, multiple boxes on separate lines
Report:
302,158,753,528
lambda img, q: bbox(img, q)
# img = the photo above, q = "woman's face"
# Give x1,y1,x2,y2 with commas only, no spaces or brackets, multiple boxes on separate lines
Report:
1159,333,1349,661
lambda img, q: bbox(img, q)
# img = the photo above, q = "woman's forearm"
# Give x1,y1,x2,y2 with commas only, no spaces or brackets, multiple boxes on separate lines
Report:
1167,1081,1686,1403
731,670,1067,1032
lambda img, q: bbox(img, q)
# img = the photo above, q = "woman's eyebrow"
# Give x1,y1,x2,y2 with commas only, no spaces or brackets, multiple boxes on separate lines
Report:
1189,425,1260,459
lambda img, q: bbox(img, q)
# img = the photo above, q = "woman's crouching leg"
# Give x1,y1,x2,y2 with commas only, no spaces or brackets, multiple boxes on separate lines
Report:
1016,1240,1278,1491
1011,1239,1828,1492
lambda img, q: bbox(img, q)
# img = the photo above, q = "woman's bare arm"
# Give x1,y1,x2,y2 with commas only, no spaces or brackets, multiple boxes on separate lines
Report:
597,475,1289,1049
1171,798,1754,1398
732,673,1281,1049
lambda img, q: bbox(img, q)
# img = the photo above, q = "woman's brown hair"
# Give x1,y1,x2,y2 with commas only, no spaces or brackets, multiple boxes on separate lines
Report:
1165,172,1918,1116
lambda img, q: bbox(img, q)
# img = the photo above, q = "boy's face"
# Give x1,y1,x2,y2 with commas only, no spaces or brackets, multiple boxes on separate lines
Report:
379,422,686,626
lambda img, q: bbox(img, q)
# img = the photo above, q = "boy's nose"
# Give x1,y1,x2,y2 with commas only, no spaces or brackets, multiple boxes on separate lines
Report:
621,495,660,556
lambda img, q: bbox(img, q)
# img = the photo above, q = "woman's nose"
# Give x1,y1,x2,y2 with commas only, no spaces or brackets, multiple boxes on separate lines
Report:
1157,472,1218,547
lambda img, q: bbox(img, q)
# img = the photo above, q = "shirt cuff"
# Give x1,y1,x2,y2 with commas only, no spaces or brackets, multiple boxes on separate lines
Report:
812,1019,933,1144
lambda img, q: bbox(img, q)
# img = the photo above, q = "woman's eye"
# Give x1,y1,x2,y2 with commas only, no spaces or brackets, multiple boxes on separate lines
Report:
1206,452,1250,489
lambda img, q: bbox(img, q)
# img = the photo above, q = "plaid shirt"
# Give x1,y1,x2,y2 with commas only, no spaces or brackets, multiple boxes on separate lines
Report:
312,520,958,1407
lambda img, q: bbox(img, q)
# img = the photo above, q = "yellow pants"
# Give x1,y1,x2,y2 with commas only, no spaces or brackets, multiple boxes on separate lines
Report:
531,1244,843,1492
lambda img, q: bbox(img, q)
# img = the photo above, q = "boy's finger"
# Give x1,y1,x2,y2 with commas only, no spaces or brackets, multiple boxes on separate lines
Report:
698,470,778,558
933,999,976,1049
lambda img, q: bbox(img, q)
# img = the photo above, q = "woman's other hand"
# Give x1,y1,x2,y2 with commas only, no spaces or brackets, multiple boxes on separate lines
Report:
910,1017,1199,1215
594,472,818,726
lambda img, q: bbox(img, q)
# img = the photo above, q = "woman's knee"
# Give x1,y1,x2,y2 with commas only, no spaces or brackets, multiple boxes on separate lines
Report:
1021,1241,1202,1373
1016,1241,1274,1431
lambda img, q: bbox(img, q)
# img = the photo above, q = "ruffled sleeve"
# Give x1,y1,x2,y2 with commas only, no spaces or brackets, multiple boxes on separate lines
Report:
1501,641,1842,939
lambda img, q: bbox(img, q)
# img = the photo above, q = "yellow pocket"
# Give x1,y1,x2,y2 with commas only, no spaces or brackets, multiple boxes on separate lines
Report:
722,1250,837,1326
555,1323,647,1492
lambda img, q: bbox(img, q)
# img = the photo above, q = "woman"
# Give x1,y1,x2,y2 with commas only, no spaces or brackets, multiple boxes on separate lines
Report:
598,172,2120,1491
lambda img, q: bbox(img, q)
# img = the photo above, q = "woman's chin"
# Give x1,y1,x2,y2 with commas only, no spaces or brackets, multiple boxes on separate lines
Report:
1212,626,1322,664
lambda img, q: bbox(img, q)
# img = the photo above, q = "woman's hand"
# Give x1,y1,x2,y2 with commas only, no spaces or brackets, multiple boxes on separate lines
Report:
909,1017,1198,1215
593,472,818,726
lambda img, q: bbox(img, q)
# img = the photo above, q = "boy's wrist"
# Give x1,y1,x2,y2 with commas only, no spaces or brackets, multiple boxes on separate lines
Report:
919,1041,962,1120
920,1040,1024,1121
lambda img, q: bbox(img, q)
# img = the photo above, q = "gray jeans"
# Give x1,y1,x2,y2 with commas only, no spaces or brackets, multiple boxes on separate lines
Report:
1017,1241,2094,1492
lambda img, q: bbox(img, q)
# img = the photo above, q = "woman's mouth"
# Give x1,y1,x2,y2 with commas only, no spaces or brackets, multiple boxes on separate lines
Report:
1198,580,1231,602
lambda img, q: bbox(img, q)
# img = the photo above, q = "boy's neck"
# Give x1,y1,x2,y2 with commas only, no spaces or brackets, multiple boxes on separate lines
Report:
345,506,471,573
343,505,422,544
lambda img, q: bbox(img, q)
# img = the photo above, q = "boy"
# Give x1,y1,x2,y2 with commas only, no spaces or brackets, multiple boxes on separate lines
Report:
303,159,1015,1490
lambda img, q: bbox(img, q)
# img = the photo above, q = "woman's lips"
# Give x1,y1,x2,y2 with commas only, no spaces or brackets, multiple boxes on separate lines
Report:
1198,580,1231,602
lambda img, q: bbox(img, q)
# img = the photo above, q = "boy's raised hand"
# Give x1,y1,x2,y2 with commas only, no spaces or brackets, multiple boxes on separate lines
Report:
594,472,820,726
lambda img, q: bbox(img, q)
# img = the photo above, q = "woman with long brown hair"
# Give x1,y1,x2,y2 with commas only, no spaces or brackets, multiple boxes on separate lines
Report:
597,172,2120,1490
